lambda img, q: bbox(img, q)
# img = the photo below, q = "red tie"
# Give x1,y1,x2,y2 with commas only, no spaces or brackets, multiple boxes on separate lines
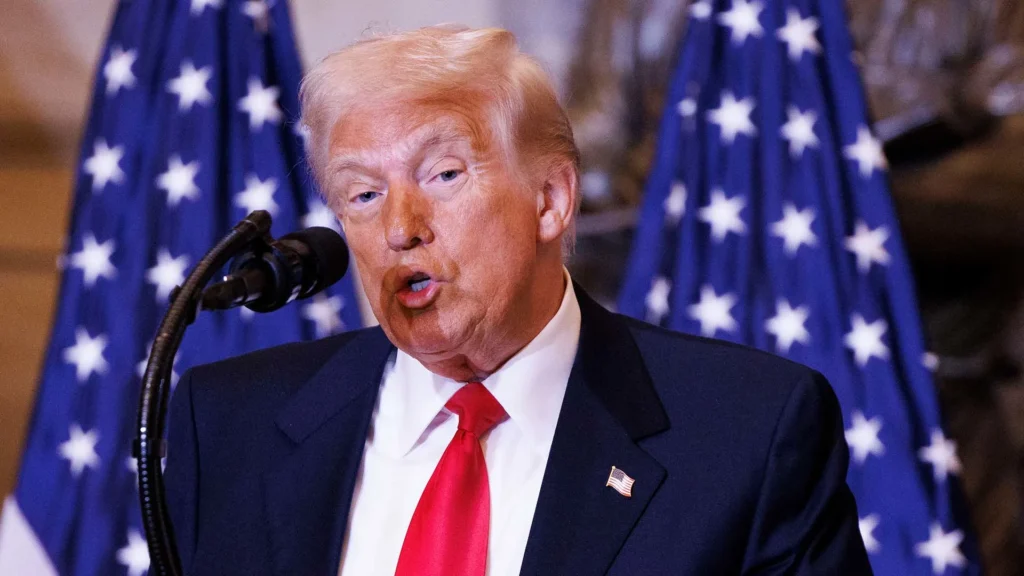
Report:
395,382,508,576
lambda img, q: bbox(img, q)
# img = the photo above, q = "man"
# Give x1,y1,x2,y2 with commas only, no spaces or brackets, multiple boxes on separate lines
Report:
165,25,872,575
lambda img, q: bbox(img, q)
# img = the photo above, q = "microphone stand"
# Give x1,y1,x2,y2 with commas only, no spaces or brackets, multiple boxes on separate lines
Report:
134,210,273,576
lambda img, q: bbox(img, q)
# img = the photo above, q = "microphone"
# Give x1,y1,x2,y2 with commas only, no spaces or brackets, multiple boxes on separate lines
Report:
200,226,349,312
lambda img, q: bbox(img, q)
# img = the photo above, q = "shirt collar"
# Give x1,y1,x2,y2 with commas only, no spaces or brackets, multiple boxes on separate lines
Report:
389,269,581,457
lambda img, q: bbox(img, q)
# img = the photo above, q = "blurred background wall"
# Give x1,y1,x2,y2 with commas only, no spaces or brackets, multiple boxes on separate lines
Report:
2,0,1022,572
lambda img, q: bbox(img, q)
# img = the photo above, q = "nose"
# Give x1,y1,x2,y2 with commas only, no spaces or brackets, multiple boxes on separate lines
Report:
382,181,434,252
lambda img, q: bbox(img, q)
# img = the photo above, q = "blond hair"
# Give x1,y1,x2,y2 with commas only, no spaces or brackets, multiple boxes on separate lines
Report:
298,25,582,253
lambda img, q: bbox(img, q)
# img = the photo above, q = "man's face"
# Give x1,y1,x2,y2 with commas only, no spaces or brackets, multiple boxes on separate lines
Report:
324,100,544,369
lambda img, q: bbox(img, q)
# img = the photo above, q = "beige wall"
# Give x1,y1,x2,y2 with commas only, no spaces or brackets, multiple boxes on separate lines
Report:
0,0,498,500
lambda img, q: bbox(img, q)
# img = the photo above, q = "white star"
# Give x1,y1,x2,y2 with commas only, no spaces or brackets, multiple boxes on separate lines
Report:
117,530,150,576
242,1,271,33
717,0,765,44
69,233,117,287
689,0,712,20
914,523,967,574
136,341,180,389
235,174,279,216
918,429,962,482
859,514,881,554
698,188,747,241
59,424,100,477
190,0,223,15
845,411,885,464
779,106,819,157
776,8,821,61
156,155,201,207
645,276,672,324
63,327,110,383
302,201,342,233
844,125,887,178
103,45,137,96
707,91,757,143
238,77,282,129
303,294,345,338
771,203,818,255
83,139,126,192
664,182,687,225
167,61,213,111
146,249,189,303
677,97,698,118
765,299,810,353
845,221,890,272
844,313,889,367
687,285,737,337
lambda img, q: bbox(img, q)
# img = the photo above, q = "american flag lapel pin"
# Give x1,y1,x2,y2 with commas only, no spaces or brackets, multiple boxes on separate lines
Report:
606,466,635,498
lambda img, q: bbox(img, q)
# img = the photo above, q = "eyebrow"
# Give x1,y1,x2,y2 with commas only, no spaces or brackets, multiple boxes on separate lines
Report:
325,122,473,178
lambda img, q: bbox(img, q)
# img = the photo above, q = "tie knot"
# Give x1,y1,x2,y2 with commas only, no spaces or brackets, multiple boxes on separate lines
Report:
445,382,507,437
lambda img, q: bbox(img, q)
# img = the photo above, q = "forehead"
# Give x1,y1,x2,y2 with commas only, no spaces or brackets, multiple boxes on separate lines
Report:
326,99,493,171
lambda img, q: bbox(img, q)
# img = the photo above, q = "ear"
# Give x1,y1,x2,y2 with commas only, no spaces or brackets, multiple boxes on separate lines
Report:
536,160,577,246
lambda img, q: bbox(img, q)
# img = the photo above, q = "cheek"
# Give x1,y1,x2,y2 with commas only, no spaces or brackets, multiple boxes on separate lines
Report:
486,193,536,250
460,180,535,237
442,193,536,284
345,228,387,289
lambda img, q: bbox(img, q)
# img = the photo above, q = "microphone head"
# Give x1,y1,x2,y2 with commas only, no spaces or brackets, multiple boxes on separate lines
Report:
281,226,349,297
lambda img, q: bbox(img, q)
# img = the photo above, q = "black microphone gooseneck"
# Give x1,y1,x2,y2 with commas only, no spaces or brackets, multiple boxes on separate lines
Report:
134,210,349,576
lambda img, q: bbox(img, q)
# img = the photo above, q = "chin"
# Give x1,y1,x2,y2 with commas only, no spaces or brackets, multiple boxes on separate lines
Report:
384,307,473,360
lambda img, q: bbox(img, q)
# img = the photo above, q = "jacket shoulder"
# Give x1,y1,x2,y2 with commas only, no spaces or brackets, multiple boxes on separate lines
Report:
620,315,830,423
623,315,814,378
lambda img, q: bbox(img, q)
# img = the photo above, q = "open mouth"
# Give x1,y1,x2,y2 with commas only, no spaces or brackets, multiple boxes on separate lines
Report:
395,269,441,309
408,272,432,293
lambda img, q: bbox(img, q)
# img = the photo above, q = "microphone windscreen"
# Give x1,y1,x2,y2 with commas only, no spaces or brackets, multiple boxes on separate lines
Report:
283,227,349,292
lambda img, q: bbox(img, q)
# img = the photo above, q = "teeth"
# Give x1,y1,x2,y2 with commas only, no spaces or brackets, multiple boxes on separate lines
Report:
410,279,430,293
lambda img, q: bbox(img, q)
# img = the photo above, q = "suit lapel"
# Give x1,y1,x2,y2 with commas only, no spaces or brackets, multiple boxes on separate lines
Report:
262,328,394,576
520,285,671,576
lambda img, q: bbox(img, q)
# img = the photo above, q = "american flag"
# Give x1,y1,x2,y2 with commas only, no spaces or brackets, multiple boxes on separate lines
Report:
0,1,361,574
618,1,979,574
606,466,635,498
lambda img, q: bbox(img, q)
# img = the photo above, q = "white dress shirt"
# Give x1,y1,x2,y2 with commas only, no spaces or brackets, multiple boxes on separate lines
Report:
339,272,581,576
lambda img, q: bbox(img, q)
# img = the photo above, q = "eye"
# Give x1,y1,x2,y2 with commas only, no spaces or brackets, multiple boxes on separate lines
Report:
437,169,461,182
355,191,379,203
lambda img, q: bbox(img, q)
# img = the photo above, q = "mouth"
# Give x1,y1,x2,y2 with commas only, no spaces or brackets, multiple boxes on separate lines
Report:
394,270,442,310
408,272,431,293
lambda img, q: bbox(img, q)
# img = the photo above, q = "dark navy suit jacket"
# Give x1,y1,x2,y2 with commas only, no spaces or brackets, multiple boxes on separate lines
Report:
165,285,872,575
